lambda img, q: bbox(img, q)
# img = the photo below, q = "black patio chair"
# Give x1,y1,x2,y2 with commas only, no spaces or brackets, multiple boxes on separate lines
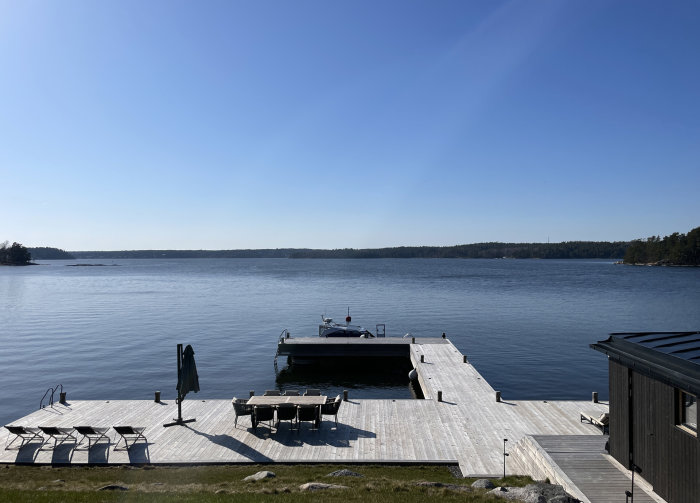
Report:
283,390,300,396
253,405,274,431
276,403,297,430
303,389,321,396
296,405,320,431
321,394,342,426
263,390,280,396
232,397,253,427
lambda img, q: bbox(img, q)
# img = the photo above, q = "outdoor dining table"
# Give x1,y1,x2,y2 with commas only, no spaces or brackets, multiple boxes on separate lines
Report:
247,395,327,429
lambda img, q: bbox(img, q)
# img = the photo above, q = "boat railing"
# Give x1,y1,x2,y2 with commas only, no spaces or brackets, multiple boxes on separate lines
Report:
279,329,290,344
39,383,63,409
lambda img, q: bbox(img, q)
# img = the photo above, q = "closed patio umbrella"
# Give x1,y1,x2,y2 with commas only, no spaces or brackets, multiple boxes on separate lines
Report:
164,343,198,427
177,344,200,398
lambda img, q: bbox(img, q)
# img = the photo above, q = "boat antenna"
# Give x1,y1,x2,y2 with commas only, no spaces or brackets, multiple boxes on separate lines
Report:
346,306,351,324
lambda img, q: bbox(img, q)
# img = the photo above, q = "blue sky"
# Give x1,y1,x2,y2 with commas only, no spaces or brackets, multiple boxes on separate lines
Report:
1,1,698,250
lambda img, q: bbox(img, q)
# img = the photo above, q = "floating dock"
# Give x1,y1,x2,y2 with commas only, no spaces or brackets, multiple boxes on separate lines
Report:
1,337,664,502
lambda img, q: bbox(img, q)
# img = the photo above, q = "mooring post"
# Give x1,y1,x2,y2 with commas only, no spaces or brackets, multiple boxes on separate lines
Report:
592,391,598,403
420,354,424,363
496,391,501,402
286,332,290,339
59,392,66,404
411,337,415,344
437,391,442,402
154,391,161,402
463,355,467,363
442,332,446,339
249,390,255,397
343,390,348,401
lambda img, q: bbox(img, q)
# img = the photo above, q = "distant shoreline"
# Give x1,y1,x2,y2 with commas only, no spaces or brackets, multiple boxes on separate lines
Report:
50,241,628,261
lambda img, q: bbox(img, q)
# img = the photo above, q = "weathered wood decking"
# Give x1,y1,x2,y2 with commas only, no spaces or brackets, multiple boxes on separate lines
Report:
0,338,663,502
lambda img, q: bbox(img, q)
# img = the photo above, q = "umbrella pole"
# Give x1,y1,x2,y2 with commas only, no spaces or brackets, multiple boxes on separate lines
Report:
164,344,196,427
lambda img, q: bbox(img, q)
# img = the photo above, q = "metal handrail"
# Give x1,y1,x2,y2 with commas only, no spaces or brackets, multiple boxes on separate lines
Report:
39,383,63,409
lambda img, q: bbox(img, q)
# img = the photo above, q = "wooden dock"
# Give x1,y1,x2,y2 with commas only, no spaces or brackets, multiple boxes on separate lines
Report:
1,338,664,502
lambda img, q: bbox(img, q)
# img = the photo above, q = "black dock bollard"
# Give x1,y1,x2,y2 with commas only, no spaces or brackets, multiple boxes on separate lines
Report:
420,354,424,363
442,332,446,339
463,355,467,363
592,391,598,403
59,392,67,404
154,391,161,402
411,337,415,344
249,390,255,397
343,390,348,401
496,391,501,402
437,391,442,402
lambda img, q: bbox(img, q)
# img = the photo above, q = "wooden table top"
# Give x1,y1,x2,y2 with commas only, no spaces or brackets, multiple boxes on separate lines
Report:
247,395,327,406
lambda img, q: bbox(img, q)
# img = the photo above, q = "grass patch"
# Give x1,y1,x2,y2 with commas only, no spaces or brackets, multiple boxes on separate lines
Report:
0,464,534,502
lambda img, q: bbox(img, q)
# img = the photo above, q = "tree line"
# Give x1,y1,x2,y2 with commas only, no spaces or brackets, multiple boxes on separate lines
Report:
288,241,629,259
0,241,32,265
623,227,700,265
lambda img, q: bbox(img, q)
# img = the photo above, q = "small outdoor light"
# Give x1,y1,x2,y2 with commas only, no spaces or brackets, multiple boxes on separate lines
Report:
503,438,509,479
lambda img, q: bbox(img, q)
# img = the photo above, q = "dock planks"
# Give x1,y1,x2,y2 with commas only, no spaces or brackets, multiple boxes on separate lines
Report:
0,338,664,502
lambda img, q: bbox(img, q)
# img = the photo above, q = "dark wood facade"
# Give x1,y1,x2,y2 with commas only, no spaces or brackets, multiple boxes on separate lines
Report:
608,360,699,503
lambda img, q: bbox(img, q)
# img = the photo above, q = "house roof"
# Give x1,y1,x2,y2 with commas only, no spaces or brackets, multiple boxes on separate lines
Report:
591,331,700,396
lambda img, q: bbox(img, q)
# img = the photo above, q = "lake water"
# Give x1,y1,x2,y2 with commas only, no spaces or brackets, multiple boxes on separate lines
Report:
1,258,699,426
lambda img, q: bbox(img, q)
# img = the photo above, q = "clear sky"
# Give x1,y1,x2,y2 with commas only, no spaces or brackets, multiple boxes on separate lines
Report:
1,1,698,250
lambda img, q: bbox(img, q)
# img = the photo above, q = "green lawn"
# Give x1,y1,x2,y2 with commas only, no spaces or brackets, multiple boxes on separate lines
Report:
0,464,534,502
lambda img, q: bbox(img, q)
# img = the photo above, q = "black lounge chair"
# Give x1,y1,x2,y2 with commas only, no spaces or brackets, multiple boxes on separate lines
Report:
113,426,147,450
275,403,297,429
38,426,77,449
296,405,320,431
253,405,275,431
283,390,300,396
232,397,253,427
303,389,321,396
74,426,110,449
321,394,342,426
263,390,280,396
4,425,43,450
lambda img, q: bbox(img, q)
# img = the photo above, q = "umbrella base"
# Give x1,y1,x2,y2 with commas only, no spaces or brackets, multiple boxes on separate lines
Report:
163,418,196,427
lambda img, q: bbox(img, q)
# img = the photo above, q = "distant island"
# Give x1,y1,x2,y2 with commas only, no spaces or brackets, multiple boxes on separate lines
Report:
623,227,700,266
17,226,699,265
0,242,34,265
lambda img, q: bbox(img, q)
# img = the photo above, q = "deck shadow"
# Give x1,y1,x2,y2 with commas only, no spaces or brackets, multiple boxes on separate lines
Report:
48,442,77,464
186,426,273,462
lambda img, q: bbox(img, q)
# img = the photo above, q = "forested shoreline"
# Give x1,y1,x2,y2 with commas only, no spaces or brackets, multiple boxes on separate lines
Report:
623,227,700,266
18,227,699,265
63,241,627,260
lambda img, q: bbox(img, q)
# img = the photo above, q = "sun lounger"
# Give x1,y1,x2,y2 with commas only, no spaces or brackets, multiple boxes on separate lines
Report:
74,425,110,449
113,426,147,450
4,425,43,450
38,426,77,449
580,412,609,434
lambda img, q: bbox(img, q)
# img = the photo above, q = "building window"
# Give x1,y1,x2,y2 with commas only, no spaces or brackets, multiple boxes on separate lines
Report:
677,390,697,434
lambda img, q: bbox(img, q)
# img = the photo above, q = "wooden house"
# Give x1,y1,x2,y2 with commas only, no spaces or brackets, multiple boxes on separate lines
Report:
592,332,699,503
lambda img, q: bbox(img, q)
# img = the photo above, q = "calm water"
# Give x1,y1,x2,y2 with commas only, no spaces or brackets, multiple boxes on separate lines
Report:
1,258,699,425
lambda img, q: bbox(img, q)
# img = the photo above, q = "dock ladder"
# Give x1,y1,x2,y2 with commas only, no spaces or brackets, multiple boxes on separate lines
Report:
39,383,64,409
